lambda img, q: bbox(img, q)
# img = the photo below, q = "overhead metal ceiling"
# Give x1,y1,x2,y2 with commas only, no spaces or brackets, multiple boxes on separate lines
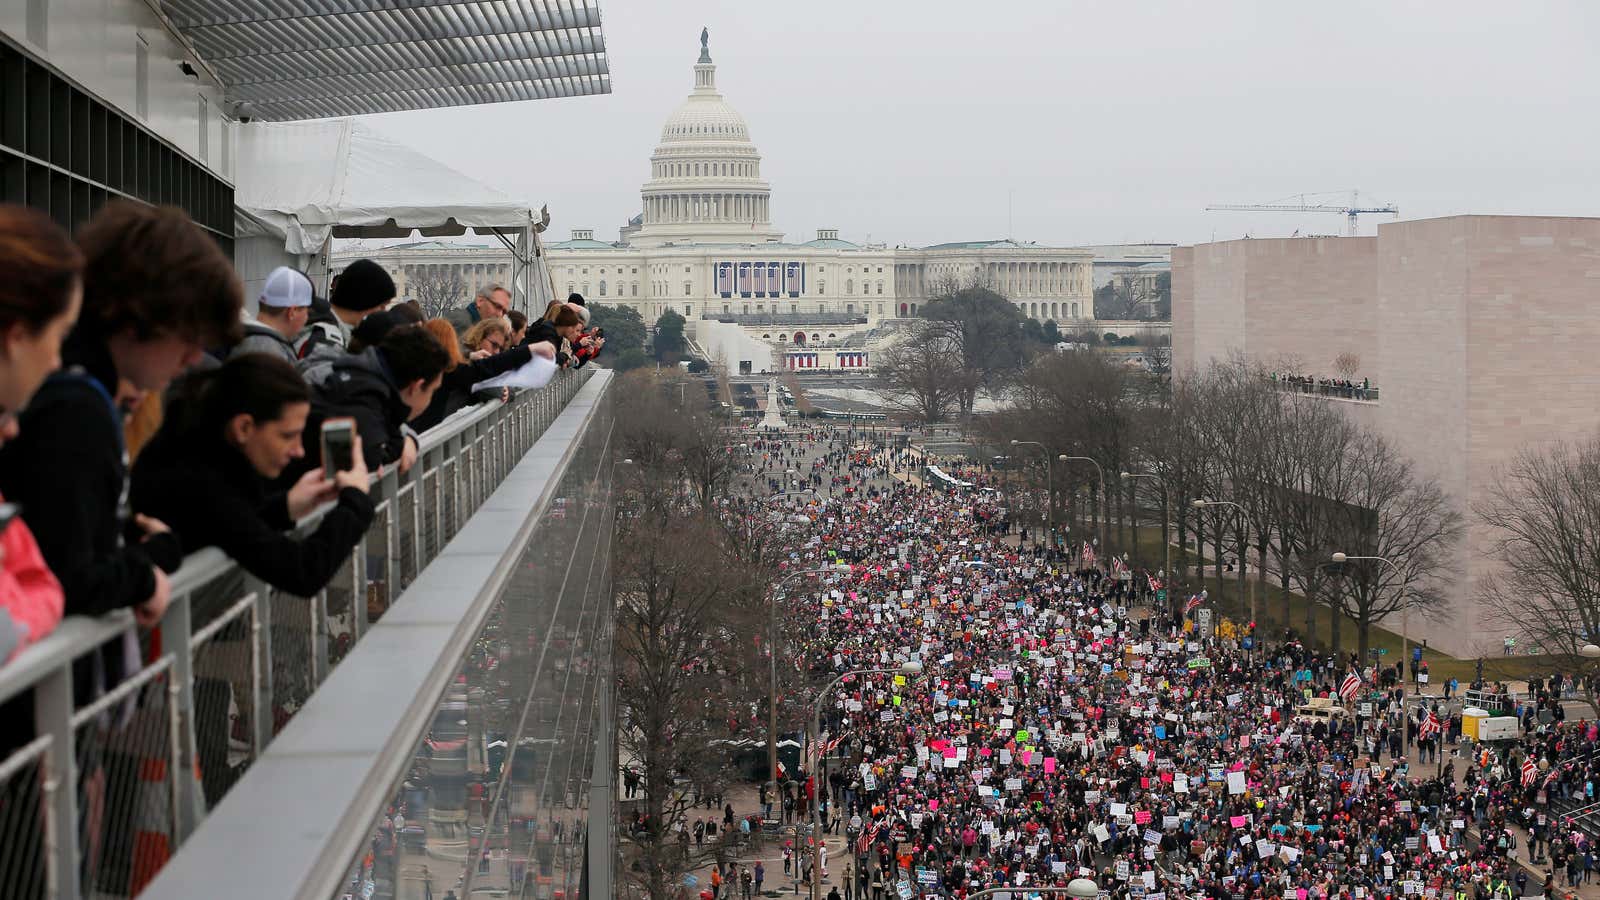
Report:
157,0,611,121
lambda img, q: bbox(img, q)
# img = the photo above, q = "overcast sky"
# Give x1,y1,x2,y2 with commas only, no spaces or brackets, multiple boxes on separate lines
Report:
360,0,1600,248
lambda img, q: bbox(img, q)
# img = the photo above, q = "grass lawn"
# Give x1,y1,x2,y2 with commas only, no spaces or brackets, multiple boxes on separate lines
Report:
1103,524,1558,684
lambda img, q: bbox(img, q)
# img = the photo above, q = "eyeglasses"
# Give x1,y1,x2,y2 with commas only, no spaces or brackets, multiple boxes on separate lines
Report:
484,295,510,315
483,338,506,353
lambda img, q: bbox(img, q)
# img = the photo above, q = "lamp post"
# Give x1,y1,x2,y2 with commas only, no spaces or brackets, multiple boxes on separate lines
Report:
1121,471,1168,585
1330,552,1408,685
1010,440,1053,539
1194,499,1251,647
807,660,923,900
1059,455,1107,557
767,566,848,810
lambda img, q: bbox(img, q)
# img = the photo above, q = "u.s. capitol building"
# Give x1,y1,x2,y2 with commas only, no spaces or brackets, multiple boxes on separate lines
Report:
352,32,1099,369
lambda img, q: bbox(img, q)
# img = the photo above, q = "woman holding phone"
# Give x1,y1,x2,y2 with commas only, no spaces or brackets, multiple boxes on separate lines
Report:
0,205,80,663
130,354,374,597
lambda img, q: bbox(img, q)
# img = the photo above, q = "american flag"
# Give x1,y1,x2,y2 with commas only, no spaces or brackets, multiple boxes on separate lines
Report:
1543,767,1561,790
1111,557,1127,577
1082,542,1096,568
1148,573,1163,593
1182,594,1205,616
1339,670,1362,703
766,262,782,295
737,262,752,295
1418,709,1441,740
1521,758,1537,788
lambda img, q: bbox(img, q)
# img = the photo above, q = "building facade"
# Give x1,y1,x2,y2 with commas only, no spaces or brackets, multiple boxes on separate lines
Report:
1173,216,1600,657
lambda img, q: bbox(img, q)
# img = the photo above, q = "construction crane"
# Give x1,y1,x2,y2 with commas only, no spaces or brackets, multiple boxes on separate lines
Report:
1207,190,1399,237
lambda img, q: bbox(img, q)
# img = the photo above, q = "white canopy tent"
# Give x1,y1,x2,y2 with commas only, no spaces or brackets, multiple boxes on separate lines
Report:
233,118,554,313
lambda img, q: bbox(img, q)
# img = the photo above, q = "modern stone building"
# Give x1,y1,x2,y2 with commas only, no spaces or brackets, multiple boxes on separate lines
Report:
1173,215,1600,656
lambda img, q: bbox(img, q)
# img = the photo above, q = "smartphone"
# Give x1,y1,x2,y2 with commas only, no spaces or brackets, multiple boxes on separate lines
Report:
321,418,356,479
0,502,18,534
593,327,604,338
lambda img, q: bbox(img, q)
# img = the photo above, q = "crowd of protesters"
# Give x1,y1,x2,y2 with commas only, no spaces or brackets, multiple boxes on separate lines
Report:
0,198,602,664
706,431,1600,900
1268,373,1377,402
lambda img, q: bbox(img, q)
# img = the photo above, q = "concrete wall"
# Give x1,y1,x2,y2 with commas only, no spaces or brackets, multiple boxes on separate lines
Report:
1178,237,1376,378
1171,247,1195,371
1377,216,1600,655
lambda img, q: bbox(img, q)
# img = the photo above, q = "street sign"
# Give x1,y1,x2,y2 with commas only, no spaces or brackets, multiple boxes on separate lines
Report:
1156,589,1167,602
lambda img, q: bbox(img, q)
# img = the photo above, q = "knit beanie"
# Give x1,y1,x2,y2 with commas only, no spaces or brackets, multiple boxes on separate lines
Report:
332,259,395,312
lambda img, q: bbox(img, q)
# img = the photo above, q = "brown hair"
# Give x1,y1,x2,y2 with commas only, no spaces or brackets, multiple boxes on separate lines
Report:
541,300,565,322
547,306,581,328
422,318,466,371
462,317,510,353
75,201,242,346
506,309,528,333
0,204,83,332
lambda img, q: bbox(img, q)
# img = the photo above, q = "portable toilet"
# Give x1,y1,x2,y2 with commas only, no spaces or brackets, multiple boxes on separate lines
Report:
1460,707,1489,742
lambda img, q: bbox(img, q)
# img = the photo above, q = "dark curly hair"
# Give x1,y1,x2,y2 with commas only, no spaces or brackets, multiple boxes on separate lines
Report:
75,201,242,346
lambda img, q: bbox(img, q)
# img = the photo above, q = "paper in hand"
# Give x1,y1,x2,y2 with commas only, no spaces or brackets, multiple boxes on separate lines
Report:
472,353,559,393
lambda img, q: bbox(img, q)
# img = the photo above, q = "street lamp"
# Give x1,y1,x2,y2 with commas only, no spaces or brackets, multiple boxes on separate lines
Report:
807,660,924,900
767,565,848,803
1059,455,1108,557
1121,471,1169,585
1330,552,1412,685
1194,498,1253,646
1011,440,1053,535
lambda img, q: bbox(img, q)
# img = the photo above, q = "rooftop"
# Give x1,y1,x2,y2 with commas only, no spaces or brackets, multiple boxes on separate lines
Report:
161,0,612,121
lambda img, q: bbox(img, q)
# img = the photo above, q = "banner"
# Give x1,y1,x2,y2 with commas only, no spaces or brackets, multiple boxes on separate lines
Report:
716,262,733,297
785,261,805,296
737,262,752,297
766,261,783,296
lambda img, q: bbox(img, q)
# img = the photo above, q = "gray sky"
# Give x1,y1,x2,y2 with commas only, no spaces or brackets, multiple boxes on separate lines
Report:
362,0,1600,248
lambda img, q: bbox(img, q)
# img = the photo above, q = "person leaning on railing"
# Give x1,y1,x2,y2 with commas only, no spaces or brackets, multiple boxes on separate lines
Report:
0,205,83,663
0,201,241,631
128,354,374,597
409,318,552,434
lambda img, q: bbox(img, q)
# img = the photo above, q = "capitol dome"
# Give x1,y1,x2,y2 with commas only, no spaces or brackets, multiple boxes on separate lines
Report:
628,30,782,247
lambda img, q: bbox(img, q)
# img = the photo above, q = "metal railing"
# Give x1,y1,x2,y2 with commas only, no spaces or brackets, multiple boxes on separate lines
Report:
1270,378,1380,403
0,368,591,899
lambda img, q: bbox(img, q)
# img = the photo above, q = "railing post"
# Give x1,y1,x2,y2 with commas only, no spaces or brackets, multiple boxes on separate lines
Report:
247,576,273,755
35,665,79,900
310,592,328,686
159,596,203,841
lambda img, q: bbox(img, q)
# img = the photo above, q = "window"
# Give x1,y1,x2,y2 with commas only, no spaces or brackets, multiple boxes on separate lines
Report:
567,283,575,295
631,267,638,274
684,305,691,316
877,281,884,294
631,283,638,296
877,266,884,273
818,281,826,294
683,282,692,296
846,303,854,314
599,280,607,296
582,267,589,274
723,304,731,314
583,283,590,295
846,280,853,295
685,266,692,273
877,303,884,314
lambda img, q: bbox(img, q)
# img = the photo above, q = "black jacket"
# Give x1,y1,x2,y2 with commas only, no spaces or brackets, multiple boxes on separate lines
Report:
523,320,571,367
411,345,532,433
0,336,181,616
131,428,375,597
289,347,414,483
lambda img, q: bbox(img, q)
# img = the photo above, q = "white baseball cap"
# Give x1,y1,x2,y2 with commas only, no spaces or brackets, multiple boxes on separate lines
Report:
260,266,314,308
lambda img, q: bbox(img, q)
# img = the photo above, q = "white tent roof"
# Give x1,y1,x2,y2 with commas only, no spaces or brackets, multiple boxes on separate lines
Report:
235,118,535,255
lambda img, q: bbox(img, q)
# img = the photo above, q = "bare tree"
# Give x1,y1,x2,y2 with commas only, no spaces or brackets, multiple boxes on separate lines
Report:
1326,434,1462,660
408,267,469,319
1479,436,1600,707
1333,352,1362,381
874,320,969,424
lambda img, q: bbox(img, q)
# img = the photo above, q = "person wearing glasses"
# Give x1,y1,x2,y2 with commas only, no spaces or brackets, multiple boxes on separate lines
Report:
410,317,552,433
443,283,512,338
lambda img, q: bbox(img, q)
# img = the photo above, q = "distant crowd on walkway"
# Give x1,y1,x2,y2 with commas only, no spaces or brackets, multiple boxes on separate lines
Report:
1270,372,1378,401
